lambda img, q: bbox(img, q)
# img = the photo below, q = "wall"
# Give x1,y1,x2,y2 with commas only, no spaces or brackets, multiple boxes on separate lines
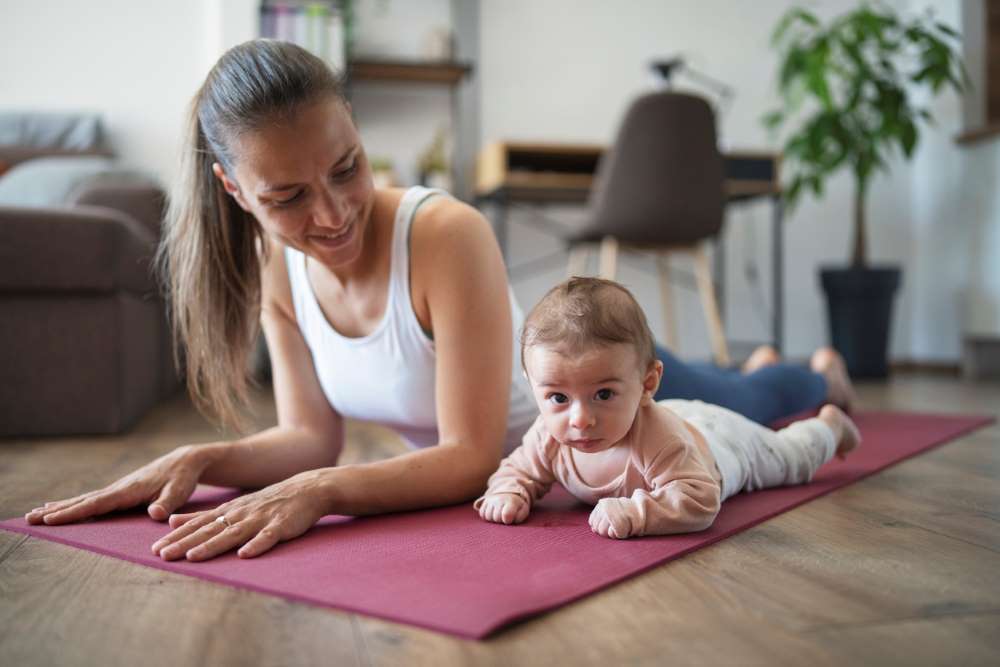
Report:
0,0,218,184
0,0,457,195
480,0,998,364
3,0,995,363
955,0,1000,343
348,0,461,189
909,0,1000,356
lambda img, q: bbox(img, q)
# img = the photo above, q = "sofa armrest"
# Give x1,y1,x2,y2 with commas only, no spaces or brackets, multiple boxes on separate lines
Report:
0,206,158,294
66,174,166,239
0,146,112,169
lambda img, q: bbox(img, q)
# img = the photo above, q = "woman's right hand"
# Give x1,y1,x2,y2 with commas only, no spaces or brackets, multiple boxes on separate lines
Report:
24,444,214,525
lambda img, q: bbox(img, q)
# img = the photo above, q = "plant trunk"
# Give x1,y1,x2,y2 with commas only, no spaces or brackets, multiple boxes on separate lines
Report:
852,181,868,268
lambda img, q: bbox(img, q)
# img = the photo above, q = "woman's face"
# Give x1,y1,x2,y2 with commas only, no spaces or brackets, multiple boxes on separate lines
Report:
214,95,376,270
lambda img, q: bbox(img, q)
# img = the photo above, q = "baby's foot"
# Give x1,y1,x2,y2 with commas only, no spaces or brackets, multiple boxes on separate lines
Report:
819,404,861,460
742,345,781,374
811,347,858,412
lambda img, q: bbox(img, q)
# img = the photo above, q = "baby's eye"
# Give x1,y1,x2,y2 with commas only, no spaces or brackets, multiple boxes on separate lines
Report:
548,393,568,405
595,388,614,400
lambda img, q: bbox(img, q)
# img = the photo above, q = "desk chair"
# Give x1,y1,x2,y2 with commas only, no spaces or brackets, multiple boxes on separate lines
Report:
565,92,730,366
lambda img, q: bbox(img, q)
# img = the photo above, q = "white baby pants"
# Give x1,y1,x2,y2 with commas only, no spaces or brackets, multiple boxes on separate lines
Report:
660,399,837,501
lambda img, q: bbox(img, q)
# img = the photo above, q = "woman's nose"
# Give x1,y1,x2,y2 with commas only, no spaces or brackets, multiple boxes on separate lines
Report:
313,190,349,230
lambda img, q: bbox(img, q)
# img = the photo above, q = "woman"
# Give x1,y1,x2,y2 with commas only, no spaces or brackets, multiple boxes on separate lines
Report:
25,41,853,562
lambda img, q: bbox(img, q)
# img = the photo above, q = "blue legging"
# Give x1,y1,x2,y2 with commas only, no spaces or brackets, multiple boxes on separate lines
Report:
652,345,827,425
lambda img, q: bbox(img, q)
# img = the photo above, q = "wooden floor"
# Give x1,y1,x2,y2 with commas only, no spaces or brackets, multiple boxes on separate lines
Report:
1,373,998,666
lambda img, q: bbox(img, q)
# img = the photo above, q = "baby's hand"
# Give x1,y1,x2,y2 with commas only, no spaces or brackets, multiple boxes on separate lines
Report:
477,494,530,525
589,498,635,539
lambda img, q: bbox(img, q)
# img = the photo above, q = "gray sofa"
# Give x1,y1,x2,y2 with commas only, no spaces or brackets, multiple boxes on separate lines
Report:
0,112,180,437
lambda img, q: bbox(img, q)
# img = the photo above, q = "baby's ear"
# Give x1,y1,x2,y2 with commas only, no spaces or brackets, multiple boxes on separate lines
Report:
643,360,664,398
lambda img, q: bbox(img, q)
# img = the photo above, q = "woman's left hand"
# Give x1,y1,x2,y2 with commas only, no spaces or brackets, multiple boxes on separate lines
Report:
151,469,331,561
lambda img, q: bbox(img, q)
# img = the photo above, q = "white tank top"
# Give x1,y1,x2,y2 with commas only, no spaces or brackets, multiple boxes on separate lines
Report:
285,186,538,452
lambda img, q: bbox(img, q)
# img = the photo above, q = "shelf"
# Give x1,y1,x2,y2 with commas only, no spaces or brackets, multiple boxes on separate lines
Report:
348,59,473,86
955,123,1000,146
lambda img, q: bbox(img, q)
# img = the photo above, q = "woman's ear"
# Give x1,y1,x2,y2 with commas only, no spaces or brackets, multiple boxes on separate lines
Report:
211,162,251,212
642,359,664,402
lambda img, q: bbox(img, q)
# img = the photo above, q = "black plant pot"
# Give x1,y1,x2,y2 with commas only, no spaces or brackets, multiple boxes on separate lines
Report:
820,266,902,379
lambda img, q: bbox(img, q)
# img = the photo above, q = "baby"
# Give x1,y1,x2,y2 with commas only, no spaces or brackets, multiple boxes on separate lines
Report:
475,277,861,539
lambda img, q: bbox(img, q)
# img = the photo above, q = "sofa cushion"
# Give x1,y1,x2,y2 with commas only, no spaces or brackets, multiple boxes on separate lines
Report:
0,111,106,151
67,172,165,237
0,206,157,294
0,155,130,207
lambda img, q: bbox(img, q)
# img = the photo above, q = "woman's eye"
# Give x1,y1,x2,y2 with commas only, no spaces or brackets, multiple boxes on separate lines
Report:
275,191,303,206
595,388,614,400
548,393,568,405
333,160,358,181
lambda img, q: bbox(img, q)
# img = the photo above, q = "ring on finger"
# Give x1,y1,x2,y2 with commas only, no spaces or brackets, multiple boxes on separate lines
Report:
215,515,233,530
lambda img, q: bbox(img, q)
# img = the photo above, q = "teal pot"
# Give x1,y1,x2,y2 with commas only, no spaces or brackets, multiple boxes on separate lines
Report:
820,266,902,378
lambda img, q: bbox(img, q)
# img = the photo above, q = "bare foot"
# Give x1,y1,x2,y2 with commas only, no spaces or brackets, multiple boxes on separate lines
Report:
810,347,857,412
818,404,861,460
742,345,781,374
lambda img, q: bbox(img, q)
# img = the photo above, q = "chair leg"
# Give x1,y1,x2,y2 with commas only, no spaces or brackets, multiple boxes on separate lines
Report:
692,245,731,367
567,244,590,278
656,253,679,353
598,236,619,280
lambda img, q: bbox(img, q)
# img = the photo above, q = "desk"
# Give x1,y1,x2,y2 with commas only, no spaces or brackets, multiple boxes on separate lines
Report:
475,142,785,353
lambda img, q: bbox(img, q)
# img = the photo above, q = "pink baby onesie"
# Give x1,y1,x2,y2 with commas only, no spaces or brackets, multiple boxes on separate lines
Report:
474,401,724,538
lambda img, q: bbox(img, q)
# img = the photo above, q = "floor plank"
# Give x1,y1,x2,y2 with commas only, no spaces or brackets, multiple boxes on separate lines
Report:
1,373,998,665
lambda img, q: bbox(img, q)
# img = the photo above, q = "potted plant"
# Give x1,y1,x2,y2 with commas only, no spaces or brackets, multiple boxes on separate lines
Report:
369,156,398,189
417,127,452,192
764,3,966,377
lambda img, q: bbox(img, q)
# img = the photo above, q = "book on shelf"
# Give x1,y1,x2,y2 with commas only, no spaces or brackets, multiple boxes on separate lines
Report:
260,1,346,72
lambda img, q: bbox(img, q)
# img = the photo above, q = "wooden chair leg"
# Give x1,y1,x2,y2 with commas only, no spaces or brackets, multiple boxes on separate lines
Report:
656,253,679,353
567,244,590,278
692,245,730,367
598,236,619,280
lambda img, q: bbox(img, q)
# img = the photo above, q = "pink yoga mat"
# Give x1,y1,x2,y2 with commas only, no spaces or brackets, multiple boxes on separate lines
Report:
2,411,993,638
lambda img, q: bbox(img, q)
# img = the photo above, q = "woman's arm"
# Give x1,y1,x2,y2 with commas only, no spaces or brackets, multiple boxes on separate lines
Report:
25,241,343,526
312,198,514,514
190,240,346,488
153,199,518,560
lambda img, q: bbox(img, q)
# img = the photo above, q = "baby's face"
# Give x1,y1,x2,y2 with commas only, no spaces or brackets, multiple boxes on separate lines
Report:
525,343,660,453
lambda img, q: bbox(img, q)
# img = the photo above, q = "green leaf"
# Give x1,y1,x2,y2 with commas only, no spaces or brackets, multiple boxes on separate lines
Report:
806,63,834,108
900,119,917,157
762,110,784,129
811,176,824,197
785,177,805,208
911,64,935,84
935,21,958,38
772,8,819,46
762,0,966,208
779,46,807,90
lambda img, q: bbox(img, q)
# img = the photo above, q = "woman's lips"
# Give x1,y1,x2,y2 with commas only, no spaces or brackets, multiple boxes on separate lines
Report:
308,221,354,249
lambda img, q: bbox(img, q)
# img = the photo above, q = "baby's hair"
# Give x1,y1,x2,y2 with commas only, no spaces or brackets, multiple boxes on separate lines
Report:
521,277,656,372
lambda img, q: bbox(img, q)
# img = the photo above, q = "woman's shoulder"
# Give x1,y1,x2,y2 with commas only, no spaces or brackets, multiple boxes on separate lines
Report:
406,188,505,293
409,189,495,249
259,235,296,323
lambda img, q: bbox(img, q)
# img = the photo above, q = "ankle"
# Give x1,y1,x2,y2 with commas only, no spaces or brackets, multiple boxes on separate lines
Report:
818,404,844,440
